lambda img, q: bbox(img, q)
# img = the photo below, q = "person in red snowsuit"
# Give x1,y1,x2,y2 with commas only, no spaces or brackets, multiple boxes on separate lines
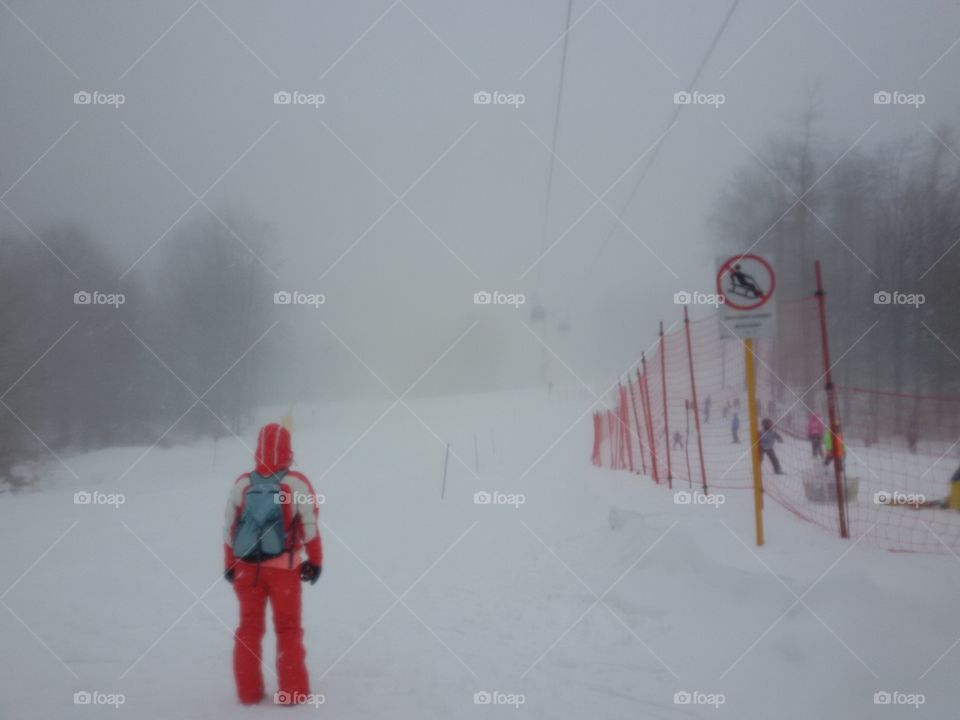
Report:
223,423,323,705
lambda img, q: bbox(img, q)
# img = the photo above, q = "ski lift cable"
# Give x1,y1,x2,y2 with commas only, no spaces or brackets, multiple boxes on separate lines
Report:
573,0,741,300
531,0,575,316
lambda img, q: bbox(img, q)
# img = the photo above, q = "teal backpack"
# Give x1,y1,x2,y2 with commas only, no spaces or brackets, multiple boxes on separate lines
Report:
232,471,291,562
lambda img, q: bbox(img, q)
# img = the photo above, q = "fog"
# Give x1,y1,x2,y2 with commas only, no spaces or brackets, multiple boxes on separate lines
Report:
2,0,958,446
6,4,960,717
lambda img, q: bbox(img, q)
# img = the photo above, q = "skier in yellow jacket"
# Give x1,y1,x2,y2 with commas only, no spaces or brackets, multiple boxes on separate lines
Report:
823,425,845,471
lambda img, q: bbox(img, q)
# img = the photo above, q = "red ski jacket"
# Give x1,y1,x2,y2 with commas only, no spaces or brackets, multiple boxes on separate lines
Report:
223,423,323,571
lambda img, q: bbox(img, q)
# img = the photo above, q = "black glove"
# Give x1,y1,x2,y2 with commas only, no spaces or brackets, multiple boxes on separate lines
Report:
224,568,235,584
299,562,321,585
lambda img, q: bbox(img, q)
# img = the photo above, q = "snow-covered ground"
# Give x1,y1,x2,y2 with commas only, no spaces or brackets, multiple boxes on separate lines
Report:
2,388,958,719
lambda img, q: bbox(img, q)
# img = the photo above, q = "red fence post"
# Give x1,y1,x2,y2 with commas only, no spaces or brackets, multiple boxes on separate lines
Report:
619,383,634,472
627,374,647,475
683,399,694,487
683,307,709,494
815,260,849,539
607,411,616,468
603,410,617,470
659,321,673,488
639,360,660,484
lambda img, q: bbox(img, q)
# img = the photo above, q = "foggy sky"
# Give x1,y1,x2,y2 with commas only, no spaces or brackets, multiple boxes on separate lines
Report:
2,0,957,398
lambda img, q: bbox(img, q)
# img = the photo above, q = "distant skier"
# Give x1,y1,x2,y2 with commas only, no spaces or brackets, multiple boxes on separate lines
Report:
224,423,323,706
703,395,712,423
909,465,960,510
941,465,960,510
759,418,784,475
906,428,919,454
806,412,825,458
673,431,684,450
731,411,740,444
824,424,845,471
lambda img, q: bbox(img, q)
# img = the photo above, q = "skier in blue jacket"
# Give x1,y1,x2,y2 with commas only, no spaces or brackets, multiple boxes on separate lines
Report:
759,418,784,475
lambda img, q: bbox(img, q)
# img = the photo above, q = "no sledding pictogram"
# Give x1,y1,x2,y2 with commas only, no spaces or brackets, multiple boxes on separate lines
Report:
717,254,776,311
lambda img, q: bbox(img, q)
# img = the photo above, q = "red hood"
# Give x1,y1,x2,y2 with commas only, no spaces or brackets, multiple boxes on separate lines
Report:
255,423,293,475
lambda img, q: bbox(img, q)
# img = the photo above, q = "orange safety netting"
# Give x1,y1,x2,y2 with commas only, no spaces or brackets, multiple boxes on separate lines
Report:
592,279,960,554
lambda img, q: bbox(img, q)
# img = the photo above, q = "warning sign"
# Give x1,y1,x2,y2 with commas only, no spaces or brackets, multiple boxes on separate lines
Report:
717,254,777,339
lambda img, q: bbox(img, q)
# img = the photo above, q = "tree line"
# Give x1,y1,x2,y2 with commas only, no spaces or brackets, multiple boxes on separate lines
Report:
711,116,960,405
0,210,280,488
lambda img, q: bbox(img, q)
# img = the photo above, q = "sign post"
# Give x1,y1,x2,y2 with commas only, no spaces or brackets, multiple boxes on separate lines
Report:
743,339,764,546
716,253,777,546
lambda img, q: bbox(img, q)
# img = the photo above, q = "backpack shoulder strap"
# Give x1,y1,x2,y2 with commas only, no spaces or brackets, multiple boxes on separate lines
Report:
249,469,288,485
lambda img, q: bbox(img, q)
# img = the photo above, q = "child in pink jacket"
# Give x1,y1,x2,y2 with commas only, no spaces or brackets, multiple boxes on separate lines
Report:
806,412,825,458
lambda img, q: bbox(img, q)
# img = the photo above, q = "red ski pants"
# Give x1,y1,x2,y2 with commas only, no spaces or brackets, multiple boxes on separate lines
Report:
232,563,309,705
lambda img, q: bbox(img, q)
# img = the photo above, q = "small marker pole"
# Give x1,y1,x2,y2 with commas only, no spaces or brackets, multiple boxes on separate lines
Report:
440,442,450,500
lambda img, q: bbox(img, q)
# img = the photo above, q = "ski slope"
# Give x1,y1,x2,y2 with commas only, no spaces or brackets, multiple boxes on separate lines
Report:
1,388,957,719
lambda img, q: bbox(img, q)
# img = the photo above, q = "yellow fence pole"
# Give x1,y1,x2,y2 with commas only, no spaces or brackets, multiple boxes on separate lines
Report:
744,339,764,546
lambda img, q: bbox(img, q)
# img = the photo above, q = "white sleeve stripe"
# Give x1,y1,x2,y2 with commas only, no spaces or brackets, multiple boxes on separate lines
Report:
287,476,320,542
